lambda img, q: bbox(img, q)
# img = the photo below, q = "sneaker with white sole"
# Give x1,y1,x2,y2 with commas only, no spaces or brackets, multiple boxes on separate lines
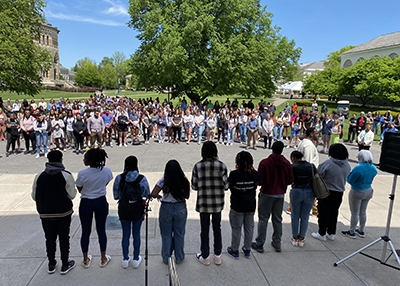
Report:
60,260,75,275
291,237,298,246
326,233,335,241
227,247,239,259
35,154,40,159
297,238,305,247
195,253,210,266
122,256,130,269
341,230,356,239
311,232,326,241
48,260,57,274
213,254,222,265
132,256,142,268
355,229,365,238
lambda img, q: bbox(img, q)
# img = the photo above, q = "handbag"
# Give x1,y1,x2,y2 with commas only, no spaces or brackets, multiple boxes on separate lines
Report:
311,164,330,199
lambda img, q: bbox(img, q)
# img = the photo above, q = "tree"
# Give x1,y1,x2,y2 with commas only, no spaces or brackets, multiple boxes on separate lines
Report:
71,57,94,72
0,0,52,96
74,60,102,87
101,63,118,89
99,57,114,70
127,0,301,101
112,51,127,85
340,56,400,106
303,46,355,100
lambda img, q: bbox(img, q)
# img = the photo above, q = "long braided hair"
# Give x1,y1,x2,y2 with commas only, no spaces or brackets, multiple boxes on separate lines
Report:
235,151,254,174
85,148,108,169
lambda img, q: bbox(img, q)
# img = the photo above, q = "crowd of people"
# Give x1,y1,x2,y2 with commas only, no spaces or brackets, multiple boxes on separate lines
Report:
31,138,378,274
1,94,399,158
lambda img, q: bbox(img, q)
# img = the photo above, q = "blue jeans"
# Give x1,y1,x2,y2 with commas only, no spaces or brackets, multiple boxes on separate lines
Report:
194,125,204,143
35,132,48,154
239,124,247,142
121,219,143,260
290,187,315,237
227,127,236,144
255,193,283,248
159,202,187,264
274,125,283,140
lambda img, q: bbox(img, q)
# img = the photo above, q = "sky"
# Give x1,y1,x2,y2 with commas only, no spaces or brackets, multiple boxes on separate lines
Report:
44,0,400,70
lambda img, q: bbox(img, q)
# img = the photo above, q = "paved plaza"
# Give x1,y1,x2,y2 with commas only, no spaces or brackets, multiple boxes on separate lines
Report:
1,134,400,286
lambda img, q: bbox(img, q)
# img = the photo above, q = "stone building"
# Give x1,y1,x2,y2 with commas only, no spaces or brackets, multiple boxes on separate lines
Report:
37,23,62,86
340,31,400,67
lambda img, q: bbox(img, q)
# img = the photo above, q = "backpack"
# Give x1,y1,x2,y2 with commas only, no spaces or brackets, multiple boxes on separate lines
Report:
118,175,145,221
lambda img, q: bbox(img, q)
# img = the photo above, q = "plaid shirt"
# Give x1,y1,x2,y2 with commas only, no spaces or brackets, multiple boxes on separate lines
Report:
191,159,229,213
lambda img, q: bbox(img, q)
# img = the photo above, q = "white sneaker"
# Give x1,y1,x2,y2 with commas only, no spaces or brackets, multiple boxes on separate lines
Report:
122,257,130,269
44,152,48,158
119,144,122,147
124,143,127,147
110,143,113,147
132,256,142,268
35,154,40,159
326,234,335,241
311,232,326,241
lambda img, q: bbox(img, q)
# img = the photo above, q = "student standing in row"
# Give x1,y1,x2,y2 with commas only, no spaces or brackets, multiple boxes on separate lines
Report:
227,151,259,259
76,149,113,268
192,141,228,265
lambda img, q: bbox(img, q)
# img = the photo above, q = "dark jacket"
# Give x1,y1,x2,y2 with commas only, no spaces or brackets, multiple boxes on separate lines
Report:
291,161,313,188
32,162,77,219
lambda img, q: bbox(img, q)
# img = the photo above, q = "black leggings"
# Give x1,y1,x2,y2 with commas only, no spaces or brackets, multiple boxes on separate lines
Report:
23,130,36,151
6,133,17,152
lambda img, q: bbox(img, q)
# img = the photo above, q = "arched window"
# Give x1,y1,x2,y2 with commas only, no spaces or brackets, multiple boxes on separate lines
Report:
389,53,398,59
356,57,364,62
46,35,49,45
343,59,352,68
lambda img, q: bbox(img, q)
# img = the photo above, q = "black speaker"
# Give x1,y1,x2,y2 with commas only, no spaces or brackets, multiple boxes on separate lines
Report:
379,131,400,175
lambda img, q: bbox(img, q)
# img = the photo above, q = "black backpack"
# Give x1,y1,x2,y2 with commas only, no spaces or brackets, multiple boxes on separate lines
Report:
118,175,145,221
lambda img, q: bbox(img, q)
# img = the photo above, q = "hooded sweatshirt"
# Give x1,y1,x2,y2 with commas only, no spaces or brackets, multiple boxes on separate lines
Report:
318,158,351,192
32,162,77,218
258,153,293,195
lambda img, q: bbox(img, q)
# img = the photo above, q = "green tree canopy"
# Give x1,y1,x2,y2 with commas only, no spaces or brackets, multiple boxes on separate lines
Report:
74,60,102,87
340,56,400,106
101,63,118,89
128,0,301,101
0,0,52,96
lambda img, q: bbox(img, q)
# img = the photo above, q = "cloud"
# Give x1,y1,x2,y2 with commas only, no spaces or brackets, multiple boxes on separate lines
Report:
45,10,124,26
103,0,128,16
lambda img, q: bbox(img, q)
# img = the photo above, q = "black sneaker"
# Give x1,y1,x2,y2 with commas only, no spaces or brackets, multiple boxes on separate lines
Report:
341,230,356,239
251,242,264,253
355,229,365,238
227,246,239,259
60,260,75,275
271,242,281,253
242,247,251,259
48,260,57,274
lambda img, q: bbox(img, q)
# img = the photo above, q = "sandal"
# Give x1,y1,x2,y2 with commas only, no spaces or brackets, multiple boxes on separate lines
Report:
83,255,92,268
100,255,111,268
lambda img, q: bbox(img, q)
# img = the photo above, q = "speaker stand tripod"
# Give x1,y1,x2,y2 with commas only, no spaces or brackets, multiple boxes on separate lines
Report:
334,175,400,270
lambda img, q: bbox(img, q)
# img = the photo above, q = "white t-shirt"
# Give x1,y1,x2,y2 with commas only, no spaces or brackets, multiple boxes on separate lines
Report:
156,177,180,203
76,167,113,199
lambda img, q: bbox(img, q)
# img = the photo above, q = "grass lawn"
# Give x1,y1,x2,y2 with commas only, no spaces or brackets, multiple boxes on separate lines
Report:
274,98,400,141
